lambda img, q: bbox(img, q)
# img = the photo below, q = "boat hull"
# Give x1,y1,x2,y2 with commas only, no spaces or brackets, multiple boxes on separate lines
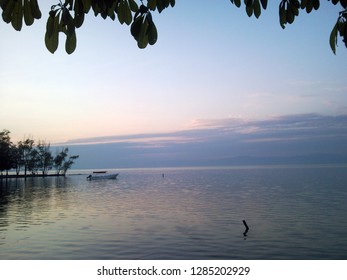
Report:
87,173,119,180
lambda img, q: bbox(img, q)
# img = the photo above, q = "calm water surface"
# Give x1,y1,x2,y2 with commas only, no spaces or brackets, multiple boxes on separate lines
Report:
1,165,347,259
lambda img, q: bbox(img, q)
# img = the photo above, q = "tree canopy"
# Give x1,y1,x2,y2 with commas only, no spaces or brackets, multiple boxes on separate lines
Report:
1,0,346,54
0,129,79,177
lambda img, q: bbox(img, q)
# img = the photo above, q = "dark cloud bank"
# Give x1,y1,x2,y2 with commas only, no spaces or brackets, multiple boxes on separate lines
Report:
58,114,347,169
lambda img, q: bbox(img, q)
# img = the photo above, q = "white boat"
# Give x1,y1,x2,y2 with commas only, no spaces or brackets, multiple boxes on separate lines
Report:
86,171,119,180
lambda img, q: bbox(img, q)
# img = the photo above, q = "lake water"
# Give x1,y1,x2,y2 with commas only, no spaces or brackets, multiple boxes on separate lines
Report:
1,165,347,260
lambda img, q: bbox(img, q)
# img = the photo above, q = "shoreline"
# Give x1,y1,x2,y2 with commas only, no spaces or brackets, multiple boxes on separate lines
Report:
0,174,66,179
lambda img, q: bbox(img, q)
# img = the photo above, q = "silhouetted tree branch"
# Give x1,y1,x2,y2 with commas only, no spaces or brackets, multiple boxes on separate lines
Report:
1,1,346,54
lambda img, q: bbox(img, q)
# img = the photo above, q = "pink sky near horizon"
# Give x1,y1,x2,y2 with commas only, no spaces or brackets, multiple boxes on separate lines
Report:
1,1,347,145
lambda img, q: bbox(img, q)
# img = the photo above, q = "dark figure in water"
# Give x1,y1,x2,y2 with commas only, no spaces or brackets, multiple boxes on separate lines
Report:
243,220,249,236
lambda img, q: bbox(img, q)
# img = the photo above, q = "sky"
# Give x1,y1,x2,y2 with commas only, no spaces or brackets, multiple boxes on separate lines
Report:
1,1,347,168
64,113,347,169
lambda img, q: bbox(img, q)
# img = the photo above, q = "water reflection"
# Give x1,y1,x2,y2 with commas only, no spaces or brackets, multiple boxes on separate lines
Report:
1,166,347,259
0,177,72,231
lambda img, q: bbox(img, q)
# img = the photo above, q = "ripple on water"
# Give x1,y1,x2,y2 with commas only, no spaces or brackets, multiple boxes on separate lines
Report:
1,167,347,259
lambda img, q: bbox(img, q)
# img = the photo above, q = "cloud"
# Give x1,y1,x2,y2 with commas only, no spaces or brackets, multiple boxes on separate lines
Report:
60,114,347,168
59,134,194,146
61,113,347,146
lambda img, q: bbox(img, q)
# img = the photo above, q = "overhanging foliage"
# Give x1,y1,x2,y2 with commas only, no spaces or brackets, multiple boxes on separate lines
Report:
1,0,346,54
